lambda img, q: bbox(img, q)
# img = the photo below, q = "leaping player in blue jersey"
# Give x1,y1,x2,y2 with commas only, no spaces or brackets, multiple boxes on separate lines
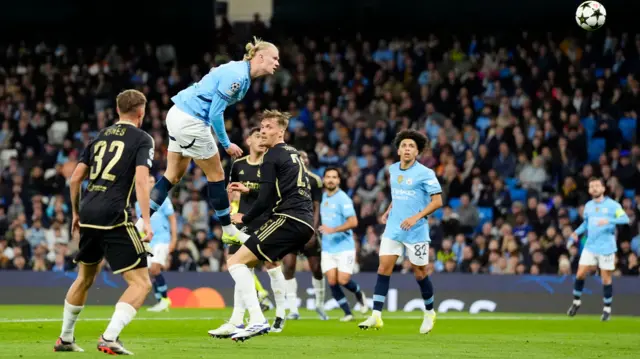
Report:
358,129,443,334
135,37,279,245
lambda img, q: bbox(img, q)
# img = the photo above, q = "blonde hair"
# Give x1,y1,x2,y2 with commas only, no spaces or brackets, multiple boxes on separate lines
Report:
244,36,276,61
260,109,290,129
116,89,147,114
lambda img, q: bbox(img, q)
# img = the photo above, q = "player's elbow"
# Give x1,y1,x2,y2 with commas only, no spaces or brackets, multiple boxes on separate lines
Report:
347,216,358,229
431,194,443,209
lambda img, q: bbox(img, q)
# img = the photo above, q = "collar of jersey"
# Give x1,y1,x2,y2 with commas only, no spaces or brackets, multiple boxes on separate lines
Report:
245,61,252,82
399,160,418,171
114,121,136,127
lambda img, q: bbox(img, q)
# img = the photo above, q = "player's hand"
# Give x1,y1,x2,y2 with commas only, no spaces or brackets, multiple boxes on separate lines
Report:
71,214,80,236
231,213,244,224
226,143,243,159
597,218,609,226
318,225,335,234
400,215,419,231
380,210,390,225
228,182,250,194
141,221,154,242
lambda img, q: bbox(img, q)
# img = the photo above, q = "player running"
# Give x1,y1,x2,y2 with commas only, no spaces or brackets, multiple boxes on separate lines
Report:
320,167,367,321
208,127,288,338
135,37,279,245
282,150,328,321
54,90,154,355
135,177,177,313
567,177,629,321
358,130,442,334
218,110,315,342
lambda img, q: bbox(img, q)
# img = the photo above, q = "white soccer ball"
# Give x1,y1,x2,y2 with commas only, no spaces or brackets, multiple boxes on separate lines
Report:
576,1,606,31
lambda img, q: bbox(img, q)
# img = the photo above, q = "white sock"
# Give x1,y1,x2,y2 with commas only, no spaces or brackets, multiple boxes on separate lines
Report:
312,277,325,310
229,284,246,326
285,278,298,314
103,302,137,341
267,266,287,319
573,299,582,306
372,310,382,318
60,300,84,342
222,224,238,235
603,306,612,313
425,309,435,315
229,264,265,324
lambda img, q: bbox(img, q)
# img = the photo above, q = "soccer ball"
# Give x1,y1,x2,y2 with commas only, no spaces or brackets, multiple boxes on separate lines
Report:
575,1,606,31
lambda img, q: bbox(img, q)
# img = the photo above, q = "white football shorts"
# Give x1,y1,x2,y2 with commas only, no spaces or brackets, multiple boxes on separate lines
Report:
166,105,218,160
149,243,170,267
321,250,356,274
578,249,615,271
379,237,429,266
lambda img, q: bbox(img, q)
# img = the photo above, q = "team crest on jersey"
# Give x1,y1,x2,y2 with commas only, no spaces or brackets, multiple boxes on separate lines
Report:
595,207,599,212
226,82,241,97
397,175,404,184
407,178,413,185
324,201,329,207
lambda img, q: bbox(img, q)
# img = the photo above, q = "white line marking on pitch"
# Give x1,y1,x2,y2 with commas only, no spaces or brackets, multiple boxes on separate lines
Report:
0,315,573,323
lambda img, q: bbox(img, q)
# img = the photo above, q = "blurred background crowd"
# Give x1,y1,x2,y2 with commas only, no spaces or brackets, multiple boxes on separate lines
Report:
1,16,640,277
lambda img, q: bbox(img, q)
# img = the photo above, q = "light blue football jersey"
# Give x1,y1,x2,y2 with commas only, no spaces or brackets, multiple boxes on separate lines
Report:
135,198,175,246
171,61,251,148
320,189,357,254
575,197,629,255
382,161,442,244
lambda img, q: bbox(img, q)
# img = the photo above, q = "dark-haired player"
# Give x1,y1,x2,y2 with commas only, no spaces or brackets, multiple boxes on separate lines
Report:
221,110,315,342
567,177,629,321
359,130,443,334
54,90,154,355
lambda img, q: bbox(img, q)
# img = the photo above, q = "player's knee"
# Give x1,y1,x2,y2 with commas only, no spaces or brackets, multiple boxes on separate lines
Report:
377,263,394,276
282,264,295,279
337,275,350,286
413,268,428,281
326,276,338,286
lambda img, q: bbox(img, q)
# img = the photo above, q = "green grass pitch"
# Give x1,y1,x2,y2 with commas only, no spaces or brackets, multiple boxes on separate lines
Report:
1,305,639,358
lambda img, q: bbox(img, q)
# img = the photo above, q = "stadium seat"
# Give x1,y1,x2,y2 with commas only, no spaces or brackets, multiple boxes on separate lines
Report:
0,149,18,169
624,189,636,199
504,177,518,190
509,188,527,203
587,138,606,163
619,118,637,142
476,116,491,133
431,208,443,220
48,121,69,145
581,117,596,139
568,207,578,222
477,207,493,225
449,197,461,209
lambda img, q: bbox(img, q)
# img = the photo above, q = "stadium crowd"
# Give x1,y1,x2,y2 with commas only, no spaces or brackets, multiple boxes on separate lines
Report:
1,25,640,277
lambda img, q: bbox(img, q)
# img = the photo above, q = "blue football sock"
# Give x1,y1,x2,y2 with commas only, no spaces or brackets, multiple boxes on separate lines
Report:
208,181,231,226
330,285,352,315
573,278,585,300
343,279,363,302
149,176,174,217
372,274,391,312
416,276,434,311
154,274,168,299
603,284,613,307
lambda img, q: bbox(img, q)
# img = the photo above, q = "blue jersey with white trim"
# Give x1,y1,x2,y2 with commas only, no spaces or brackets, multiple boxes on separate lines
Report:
382,161,441,244
171,61,251,148
136,198,174,246
575,197,629,255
